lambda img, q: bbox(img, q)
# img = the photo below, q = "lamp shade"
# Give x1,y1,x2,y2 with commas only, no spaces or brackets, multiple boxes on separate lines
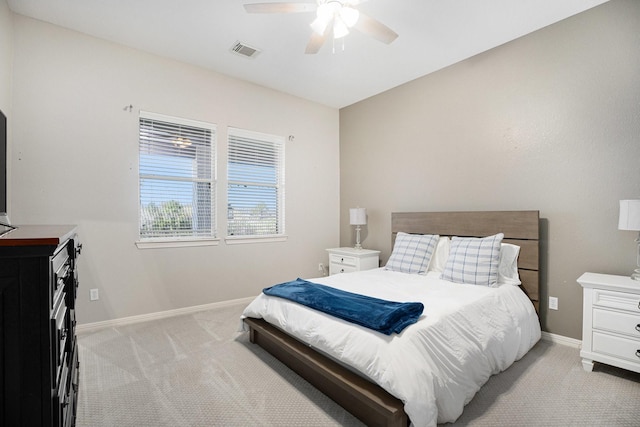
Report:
618,200,640,231
349,208,366,226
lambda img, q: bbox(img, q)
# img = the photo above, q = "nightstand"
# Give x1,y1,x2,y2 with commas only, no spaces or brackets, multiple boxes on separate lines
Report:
577,272,640,373
326,247,380,275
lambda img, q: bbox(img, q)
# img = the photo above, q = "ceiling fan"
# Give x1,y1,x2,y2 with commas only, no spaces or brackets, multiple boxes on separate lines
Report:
244,0,398,54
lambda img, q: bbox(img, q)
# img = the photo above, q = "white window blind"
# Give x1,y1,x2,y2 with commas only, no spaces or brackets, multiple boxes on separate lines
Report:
227,128,284,237
139,112,216,240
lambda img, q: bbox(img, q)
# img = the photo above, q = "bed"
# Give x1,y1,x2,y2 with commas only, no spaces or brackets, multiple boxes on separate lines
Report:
241,211,541,427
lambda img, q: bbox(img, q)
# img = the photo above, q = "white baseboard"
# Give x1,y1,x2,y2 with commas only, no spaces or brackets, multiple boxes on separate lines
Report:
76,296,256,334
541,331,582,349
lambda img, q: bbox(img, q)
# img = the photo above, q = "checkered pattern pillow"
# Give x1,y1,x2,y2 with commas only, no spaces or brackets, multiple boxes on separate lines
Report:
442,233,504,286
385,232,439,274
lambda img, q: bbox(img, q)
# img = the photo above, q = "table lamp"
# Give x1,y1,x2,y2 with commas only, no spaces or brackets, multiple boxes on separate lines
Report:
618,199,640,281
349,208,366,249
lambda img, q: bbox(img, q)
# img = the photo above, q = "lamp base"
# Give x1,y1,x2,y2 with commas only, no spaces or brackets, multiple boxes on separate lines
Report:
632,234,640,281
354,225,363,250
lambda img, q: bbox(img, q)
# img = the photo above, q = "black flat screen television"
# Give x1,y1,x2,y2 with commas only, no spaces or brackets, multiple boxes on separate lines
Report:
0,109,5,216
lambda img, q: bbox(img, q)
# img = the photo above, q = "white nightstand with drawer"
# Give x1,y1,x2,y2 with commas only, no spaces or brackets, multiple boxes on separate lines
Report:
577,272,640,373
326,247,380,275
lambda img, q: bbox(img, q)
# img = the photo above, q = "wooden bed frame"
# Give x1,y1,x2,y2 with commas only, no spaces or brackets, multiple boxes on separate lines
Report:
244,210,540,427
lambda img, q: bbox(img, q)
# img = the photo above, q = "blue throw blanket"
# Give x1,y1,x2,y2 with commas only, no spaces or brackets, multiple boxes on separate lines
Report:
262,278,424,335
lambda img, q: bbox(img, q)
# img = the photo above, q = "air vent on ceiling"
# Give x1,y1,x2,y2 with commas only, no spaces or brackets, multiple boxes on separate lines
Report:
230,41,261,59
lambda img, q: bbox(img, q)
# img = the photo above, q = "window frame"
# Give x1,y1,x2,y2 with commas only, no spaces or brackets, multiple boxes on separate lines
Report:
225,127,286,244
136,111,218,248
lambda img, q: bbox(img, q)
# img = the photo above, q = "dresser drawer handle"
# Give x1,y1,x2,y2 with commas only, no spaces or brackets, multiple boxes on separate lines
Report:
636,324,640,333
637,350,640,359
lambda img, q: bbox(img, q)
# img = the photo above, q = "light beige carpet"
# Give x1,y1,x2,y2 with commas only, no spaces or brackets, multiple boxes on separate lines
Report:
76,301,640,426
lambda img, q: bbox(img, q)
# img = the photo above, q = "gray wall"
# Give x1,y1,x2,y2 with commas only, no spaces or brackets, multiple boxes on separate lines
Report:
339,0,640,339
9,14,340,325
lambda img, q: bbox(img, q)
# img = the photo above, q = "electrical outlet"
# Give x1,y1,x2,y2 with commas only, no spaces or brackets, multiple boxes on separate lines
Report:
90,288,99,301
549,296,558,310
318,263,325,272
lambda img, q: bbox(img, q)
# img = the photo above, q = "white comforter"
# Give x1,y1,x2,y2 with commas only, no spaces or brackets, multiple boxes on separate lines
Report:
241,268,541,427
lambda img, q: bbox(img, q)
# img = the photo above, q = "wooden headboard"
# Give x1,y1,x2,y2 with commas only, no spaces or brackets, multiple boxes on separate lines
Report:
391,211,540,312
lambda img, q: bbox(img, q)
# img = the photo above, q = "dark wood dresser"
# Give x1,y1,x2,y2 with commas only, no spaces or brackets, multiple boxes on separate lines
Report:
0,225,81,427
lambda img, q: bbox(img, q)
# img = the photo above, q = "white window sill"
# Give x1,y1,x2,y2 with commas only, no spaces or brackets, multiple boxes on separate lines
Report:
135,238,220,249
225,235,288,245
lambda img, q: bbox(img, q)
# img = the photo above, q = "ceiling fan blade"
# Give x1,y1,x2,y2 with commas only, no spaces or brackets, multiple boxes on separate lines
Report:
305,30,328,54
354,12,398,44
244,2,316,14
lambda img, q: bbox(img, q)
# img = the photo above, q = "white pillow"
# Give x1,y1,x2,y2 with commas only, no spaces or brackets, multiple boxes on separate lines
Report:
427,236,450,273
441,233,504,286
385,232,439,274
497,243,521,286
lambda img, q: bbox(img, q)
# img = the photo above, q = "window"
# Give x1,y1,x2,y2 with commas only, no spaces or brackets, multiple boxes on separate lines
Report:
227,128,285,238
138,112,216,242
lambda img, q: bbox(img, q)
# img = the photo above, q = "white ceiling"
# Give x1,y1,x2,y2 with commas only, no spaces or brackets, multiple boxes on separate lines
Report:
7,0,609,108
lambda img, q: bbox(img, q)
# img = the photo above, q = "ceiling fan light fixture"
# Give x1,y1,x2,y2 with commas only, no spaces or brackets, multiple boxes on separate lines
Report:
310,1,358,40
339,6,359,28
333,17,349,39
312,2,342,36
316,2,336,20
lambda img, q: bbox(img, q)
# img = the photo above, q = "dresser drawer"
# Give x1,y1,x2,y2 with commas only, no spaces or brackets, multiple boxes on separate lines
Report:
593,289,640,312
593,308,640,337
592,331,640,365
53,356,70,427
52,245,72,306
329,253,357,267
331,264,357,274
51,290,69,379
51,243,70,276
